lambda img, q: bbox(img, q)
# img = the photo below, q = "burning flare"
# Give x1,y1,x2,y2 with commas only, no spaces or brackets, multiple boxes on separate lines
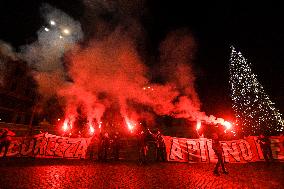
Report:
196,120,201,130
125,117,136,133
62,116,75,133
89,125,95,134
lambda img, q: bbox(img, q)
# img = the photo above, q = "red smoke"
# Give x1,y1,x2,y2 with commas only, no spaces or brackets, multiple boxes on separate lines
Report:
36,27,231,134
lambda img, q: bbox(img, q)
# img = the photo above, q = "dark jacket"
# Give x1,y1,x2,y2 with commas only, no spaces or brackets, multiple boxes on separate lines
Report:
257,137,271,149
212,138,222,153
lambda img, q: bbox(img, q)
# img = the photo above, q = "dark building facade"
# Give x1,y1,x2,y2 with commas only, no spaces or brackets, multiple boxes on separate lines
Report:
0,51,37,125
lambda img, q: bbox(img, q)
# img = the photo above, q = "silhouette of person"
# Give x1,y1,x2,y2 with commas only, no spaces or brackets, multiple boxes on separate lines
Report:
212,132,228,175
257,133,274,163
0,128,15,158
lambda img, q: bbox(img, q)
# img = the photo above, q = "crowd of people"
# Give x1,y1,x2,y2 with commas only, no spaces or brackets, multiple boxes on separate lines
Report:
92,128,166,163
137,128,166,164
0,125,282,178
211,131,277,176
95,131,121,161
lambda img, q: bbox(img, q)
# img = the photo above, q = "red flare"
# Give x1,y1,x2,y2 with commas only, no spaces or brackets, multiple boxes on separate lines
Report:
89,125,95,134
196,120,201,130
125,117,135,133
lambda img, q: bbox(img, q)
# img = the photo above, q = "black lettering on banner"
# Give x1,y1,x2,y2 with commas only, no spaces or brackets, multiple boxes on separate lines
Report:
221,142,241,162
169,138,183,160
206,139,216,162
20,139,35,156
270,138,280,159
186,139,197,161
239,140,253,161
45,137,57,156
54,138,68,157
198,139,207,162
7,140,20,157
33,135,48,156
74,139,88,158
0,134,92,159
186,140,195,161
64,141,81,158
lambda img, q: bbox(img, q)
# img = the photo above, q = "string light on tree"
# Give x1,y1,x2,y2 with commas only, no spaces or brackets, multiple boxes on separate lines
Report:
229,46,284,135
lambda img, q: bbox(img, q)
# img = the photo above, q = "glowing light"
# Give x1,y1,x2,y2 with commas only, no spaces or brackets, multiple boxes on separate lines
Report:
229,46,284,135
97,121,102,132
57,118,60,121
62,117,74,133
62,28,70,35
89,125,95,134
44,27,49,32
125,117,135,133
223,121,232,130
62,120,69,132
50,20,56,26
59,35,63,39
196,120,201,130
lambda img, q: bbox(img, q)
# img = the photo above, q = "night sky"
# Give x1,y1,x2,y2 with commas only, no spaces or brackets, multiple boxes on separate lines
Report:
0,0,283,120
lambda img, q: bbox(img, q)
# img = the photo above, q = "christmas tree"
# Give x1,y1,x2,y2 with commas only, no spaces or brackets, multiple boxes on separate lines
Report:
229,46,284,136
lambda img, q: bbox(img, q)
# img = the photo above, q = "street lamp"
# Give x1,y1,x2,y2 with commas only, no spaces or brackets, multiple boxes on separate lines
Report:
50,20,56,26
62,28,70,35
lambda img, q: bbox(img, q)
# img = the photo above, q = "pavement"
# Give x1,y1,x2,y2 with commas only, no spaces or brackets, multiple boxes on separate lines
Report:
0,159,283,189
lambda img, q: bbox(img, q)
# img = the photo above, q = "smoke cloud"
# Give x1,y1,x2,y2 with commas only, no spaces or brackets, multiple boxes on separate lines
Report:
20,4,83,97
59,25,224,132
0,2,230,133
0,41,18,86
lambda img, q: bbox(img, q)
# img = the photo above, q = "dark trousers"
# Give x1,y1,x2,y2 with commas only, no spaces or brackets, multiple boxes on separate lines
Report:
214,151,226,172
0,141,10,158
139,145,148,164
113,146,120,161
102,147,108,161
98,145,103,161
262,147,274,162
156,147,165,161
